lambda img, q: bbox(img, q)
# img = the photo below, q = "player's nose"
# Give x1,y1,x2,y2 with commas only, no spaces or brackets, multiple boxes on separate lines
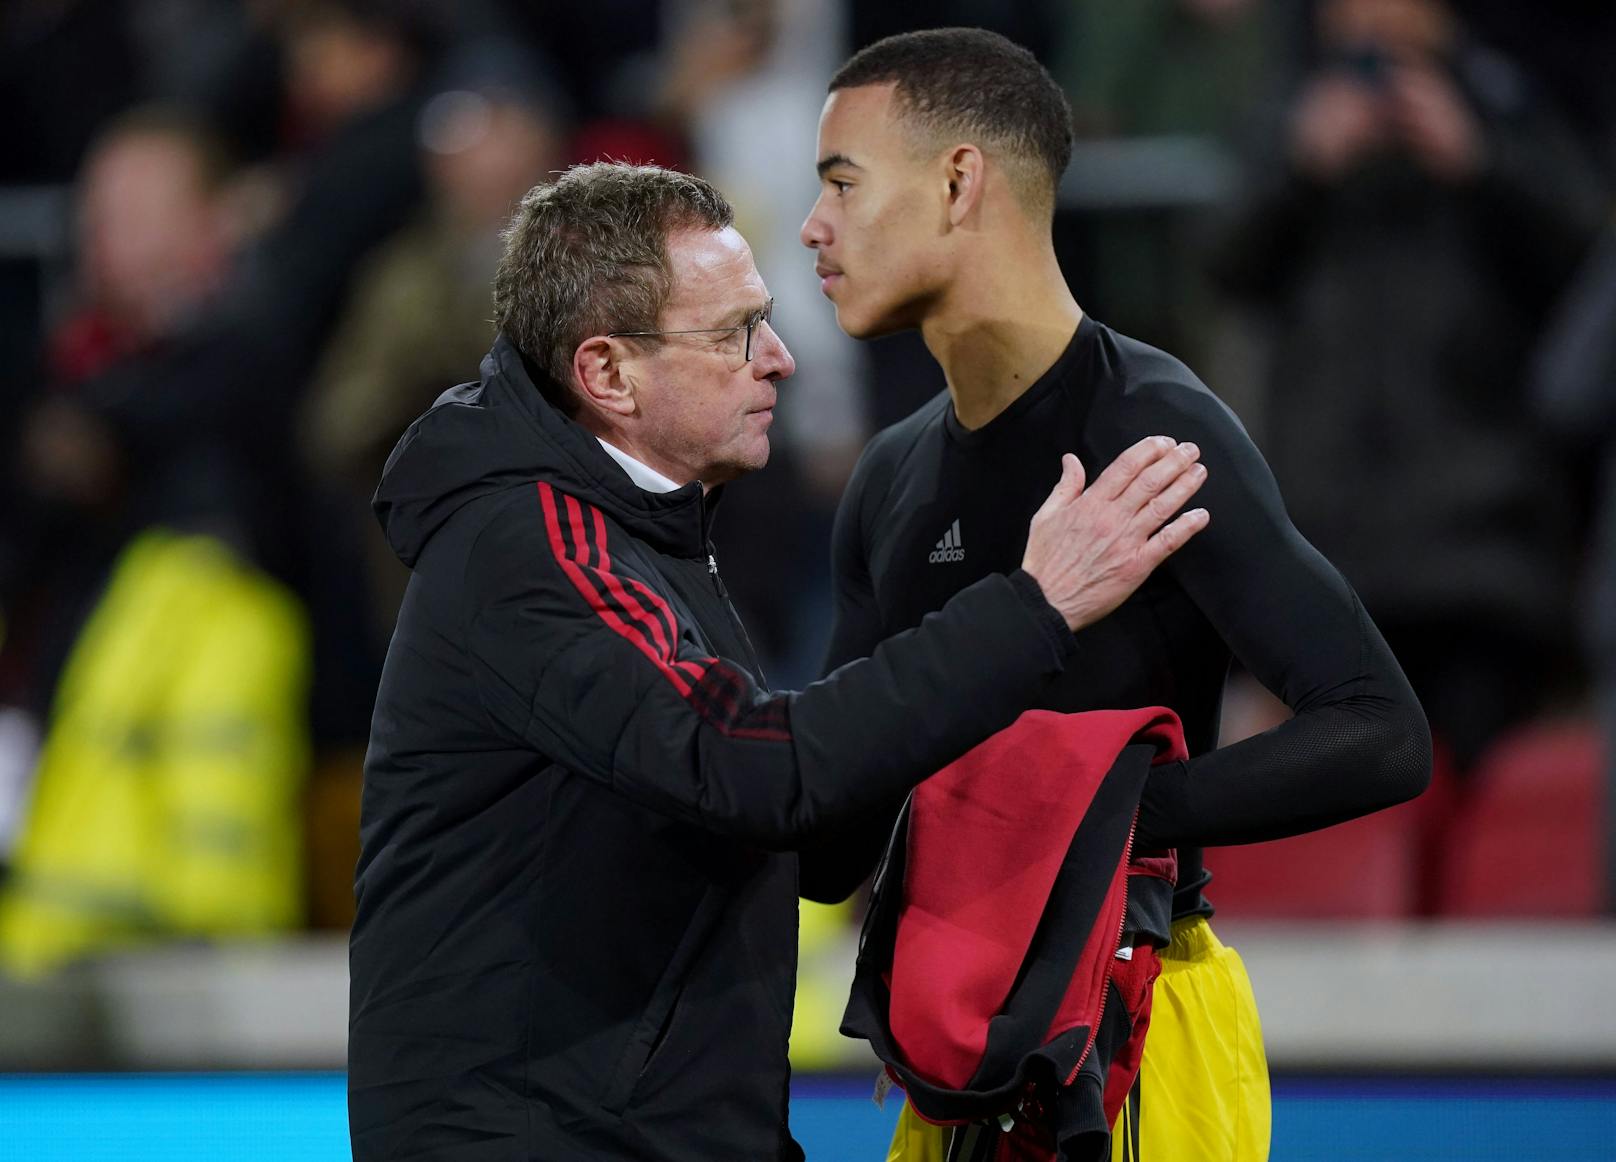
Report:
800,201,832,251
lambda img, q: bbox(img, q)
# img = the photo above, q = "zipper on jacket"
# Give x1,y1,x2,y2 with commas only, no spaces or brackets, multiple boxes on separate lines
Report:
1063,811,1138,1088
704,543,770,688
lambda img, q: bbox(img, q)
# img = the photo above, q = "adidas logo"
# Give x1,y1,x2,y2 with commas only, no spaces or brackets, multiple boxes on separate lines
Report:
928,519,965,564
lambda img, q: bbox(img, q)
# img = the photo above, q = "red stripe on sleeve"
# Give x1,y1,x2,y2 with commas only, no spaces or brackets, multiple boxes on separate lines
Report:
535,482,791,743
538,482,693,697
565,492,591,569
596,561,682,664
590,505,611,573
563,490,684,664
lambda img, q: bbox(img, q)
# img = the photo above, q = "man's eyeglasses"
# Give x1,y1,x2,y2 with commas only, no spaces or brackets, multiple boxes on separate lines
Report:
608,298,774,363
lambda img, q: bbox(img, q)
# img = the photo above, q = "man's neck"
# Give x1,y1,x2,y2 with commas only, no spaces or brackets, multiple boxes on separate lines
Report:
919,243,1083,431
585,424,705,494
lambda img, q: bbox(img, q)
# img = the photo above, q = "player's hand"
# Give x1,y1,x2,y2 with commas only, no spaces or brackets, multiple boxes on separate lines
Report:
1021,437,1209,632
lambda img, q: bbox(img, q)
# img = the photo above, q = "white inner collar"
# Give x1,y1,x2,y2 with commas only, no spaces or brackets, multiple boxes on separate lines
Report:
596,438,687,494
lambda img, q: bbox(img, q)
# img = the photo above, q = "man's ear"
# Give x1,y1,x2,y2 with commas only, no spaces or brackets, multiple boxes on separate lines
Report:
572,336,638,418
944,144,986,227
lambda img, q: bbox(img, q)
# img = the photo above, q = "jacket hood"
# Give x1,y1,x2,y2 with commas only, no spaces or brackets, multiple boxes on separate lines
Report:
373,334,711,567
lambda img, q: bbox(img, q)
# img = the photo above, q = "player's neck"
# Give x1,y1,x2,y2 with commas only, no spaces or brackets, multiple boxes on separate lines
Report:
921,252,1083,431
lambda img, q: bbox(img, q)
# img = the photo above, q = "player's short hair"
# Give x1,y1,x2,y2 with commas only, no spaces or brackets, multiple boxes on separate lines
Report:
492,162,734,415
829,28,1073,219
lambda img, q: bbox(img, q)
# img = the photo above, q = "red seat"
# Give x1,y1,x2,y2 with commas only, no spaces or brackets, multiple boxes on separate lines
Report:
1439,719,1607,916
1205,794,1423,919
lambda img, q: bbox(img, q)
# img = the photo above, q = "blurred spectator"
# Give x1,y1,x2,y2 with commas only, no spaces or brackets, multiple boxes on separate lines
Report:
0,109,312,973
217,0,453,750
1210,0,1609,774
235,0,442,386
1531,219,1616,910
303,48,569,650
2,108,260,734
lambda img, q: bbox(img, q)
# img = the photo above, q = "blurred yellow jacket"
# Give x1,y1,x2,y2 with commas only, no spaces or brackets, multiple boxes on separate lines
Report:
0,529,309,977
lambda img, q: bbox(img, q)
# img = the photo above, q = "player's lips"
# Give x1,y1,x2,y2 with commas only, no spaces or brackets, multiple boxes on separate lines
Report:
815,262,844,295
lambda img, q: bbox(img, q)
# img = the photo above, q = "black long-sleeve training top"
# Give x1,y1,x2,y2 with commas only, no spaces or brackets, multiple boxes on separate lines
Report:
802,314,1432,919
348,336,1081,1161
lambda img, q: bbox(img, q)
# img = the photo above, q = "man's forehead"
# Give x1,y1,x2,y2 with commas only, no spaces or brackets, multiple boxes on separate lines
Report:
663,227,767,315
822,81,901,124
667,226,757,283
818,84,918,167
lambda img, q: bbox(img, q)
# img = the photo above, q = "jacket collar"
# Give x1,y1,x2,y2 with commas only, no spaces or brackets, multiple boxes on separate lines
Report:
374,334,719,568
485,336,715,558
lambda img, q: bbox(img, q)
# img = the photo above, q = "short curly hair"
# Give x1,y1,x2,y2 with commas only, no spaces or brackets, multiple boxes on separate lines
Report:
492,163,734,415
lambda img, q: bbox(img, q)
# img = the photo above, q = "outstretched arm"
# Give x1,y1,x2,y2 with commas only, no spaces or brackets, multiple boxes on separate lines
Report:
1120,385,1432,848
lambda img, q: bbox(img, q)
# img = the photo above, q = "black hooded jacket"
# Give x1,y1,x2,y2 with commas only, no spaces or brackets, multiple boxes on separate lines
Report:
347,336,1077,1161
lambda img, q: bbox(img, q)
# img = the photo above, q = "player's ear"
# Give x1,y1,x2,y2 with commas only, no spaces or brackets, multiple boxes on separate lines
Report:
573,336,639,419
944,144,985,227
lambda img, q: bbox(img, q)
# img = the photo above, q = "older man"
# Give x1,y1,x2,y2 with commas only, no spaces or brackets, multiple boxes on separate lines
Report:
347,162,1208,1161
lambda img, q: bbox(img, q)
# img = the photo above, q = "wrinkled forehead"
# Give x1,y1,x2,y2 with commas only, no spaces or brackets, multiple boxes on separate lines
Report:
661,226,769,322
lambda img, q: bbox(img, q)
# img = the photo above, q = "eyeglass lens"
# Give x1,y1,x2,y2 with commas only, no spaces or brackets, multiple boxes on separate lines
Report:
745,301,773,362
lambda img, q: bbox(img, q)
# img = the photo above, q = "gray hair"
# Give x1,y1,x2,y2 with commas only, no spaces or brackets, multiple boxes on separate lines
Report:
492,162,735,415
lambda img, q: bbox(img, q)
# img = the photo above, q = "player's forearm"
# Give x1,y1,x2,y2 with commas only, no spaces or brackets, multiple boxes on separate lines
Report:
1137,688,1431,849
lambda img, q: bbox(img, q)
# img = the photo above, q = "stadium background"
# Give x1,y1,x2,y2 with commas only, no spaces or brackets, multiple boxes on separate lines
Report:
0,0,1613,1157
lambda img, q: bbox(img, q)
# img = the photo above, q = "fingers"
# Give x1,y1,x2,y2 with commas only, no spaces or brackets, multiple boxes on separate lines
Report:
1131,449,1207,530
1143,507,1210,566
1119,441,1202,518
1088,435,1176,502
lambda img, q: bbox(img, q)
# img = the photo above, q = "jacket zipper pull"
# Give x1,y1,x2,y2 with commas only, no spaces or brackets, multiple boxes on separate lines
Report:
707,552,718,575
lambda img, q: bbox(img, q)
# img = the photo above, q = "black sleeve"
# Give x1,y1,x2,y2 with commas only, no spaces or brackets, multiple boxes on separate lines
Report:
798,444,913,902
1116,380,1433,848
463,486,1074,851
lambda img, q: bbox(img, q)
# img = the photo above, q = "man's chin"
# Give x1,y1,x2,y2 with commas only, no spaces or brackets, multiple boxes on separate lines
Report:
834,301,908,342
707,443,771,487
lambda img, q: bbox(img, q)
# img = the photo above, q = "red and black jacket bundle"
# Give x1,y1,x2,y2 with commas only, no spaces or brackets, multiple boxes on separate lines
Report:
842,708,1185,1162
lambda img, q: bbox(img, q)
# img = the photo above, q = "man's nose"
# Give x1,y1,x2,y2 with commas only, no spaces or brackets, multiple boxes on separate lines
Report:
754,320,795,381
800,201,830,250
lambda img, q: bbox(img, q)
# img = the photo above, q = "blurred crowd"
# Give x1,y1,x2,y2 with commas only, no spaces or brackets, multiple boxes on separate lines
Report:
0,0,1613,980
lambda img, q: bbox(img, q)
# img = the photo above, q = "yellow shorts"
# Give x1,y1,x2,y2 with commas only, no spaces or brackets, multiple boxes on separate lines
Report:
1110,917,1270,1162
884,918,1270,1162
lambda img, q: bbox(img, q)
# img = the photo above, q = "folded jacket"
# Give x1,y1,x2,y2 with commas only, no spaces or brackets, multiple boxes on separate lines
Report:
842,707,1186,1162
